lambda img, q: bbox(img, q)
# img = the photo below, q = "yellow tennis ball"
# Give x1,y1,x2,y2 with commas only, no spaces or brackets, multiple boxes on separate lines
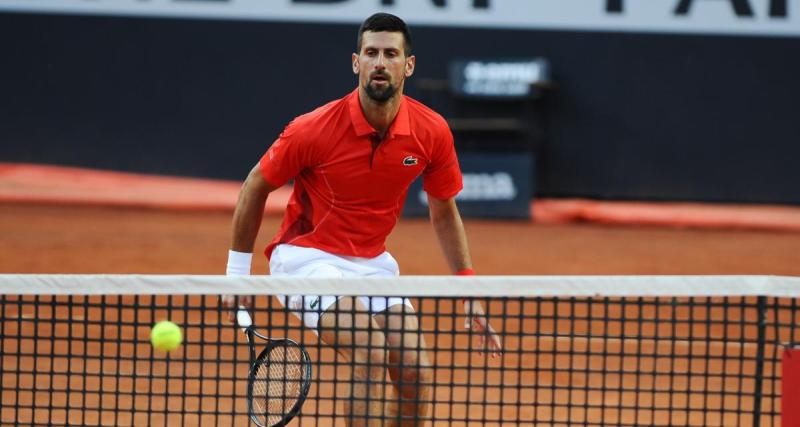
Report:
150,320,182,352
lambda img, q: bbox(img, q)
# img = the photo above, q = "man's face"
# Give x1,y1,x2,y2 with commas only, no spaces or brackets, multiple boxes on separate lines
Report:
352,31,415,103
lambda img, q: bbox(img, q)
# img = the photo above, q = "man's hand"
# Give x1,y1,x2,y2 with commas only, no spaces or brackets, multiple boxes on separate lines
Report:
221,295,253,323
462,299,502,358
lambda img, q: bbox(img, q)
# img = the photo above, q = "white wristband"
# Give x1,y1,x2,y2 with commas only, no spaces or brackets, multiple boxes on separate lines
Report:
226,250,252,276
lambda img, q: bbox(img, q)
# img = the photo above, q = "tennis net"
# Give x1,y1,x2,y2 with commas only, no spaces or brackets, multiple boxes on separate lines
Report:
2,274,800,426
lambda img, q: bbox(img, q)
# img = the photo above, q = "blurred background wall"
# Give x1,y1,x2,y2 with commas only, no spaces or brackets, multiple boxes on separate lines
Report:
1,1,798,204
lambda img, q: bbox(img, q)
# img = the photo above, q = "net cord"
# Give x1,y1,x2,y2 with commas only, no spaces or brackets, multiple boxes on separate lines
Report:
0,274,798,297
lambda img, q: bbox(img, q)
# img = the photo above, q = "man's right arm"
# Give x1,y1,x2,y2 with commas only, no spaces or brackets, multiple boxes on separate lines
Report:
231,163,278,254
222,163,278,318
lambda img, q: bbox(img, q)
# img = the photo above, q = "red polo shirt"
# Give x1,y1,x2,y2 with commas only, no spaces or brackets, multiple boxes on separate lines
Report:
260,89,462,259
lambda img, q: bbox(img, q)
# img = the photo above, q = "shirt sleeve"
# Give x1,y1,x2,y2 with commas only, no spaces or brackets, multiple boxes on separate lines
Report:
259,120,315,188
422,128,463,200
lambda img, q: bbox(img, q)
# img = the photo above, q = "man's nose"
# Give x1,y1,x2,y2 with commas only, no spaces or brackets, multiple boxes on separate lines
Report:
374,53,386,69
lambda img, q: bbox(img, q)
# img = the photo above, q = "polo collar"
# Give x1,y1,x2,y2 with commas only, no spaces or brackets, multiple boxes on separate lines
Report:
348,88,411,138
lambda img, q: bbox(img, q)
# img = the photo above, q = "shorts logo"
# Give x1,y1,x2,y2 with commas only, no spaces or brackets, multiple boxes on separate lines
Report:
403,156,419,166
309,297,320,310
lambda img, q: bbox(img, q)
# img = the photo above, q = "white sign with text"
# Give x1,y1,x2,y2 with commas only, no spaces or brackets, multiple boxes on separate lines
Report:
0,0,798,37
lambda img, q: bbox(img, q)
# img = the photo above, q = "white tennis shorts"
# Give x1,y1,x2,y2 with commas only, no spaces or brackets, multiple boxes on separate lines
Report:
269,244,413,333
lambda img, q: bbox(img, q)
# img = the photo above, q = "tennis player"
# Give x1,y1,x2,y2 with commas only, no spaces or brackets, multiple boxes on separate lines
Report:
223,13,502,425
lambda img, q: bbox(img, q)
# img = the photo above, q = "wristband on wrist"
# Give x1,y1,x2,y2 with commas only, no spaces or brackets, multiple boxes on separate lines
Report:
457,268,475,304
226,250,253,276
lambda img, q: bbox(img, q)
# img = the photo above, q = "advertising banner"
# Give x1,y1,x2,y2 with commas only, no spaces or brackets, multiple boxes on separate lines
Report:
404,153,533,219
1,0,798,37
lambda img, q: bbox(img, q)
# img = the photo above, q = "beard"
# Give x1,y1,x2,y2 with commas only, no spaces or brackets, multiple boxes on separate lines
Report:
364,78,398,103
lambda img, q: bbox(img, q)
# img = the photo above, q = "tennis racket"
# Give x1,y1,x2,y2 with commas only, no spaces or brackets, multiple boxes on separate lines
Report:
237,307,312,427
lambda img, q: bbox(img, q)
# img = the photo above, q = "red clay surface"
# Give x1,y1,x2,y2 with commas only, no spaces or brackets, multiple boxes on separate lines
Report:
2,204,799,276
4,162,800,232
2,164,800,426
2,204,799,426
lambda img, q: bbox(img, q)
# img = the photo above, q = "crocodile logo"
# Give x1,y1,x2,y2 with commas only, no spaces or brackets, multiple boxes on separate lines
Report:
403,156,418,166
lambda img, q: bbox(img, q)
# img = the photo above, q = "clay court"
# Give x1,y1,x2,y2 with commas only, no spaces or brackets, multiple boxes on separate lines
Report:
2,199,800,426
3,203,800,276
3,2,800,424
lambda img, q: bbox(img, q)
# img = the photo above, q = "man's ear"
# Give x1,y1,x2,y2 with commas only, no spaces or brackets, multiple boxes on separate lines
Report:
352,53,359,75
405,55,416,78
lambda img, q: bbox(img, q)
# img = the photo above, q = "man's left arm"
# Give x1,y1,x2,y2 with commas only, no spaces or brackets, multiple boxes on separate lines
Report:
427,195,472,273
428,196,502,357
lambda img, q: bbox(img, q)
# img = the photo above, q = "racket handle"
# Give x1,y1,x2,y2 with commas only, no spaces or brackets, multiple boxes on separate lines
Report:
237,306,252,333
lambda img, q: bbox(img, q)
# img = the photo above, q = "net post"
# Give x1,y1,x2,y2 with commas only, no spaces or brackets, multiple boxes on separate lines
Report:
753,295,768,427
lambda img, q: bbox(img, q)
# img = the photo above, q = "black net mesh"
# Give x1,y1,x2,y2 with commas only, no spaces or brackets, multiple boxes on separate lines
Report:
2,292,799,426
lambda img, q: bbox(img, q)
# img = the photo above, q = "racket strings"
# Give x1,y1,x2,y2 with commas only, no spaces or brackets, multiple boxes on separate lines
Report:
252,344,306,425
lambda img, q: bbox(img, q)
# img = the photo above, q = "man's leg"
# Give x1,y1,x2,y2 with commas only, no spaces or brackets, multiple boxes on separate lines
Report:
373,304,433,426
319,296,389,427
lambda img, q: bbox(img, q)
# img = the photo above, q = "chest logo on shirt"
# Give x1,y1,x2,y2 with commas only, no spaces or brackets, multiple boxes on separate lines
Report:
402,156,419,166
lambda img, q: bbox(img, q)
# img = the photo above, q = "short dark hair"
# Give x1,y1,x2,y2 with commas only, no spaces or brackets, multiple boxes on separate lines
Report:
357,13,412,56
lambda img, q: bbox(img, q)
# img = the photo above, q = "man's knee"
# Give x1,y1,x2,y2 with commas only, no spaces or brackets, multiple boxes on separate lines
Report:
347,345,388,383
393,351,433,396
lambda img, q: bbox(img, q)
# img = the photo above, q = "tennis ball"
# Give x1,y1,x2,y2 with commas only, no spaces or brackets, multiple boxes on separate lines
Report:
150,320,182,352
